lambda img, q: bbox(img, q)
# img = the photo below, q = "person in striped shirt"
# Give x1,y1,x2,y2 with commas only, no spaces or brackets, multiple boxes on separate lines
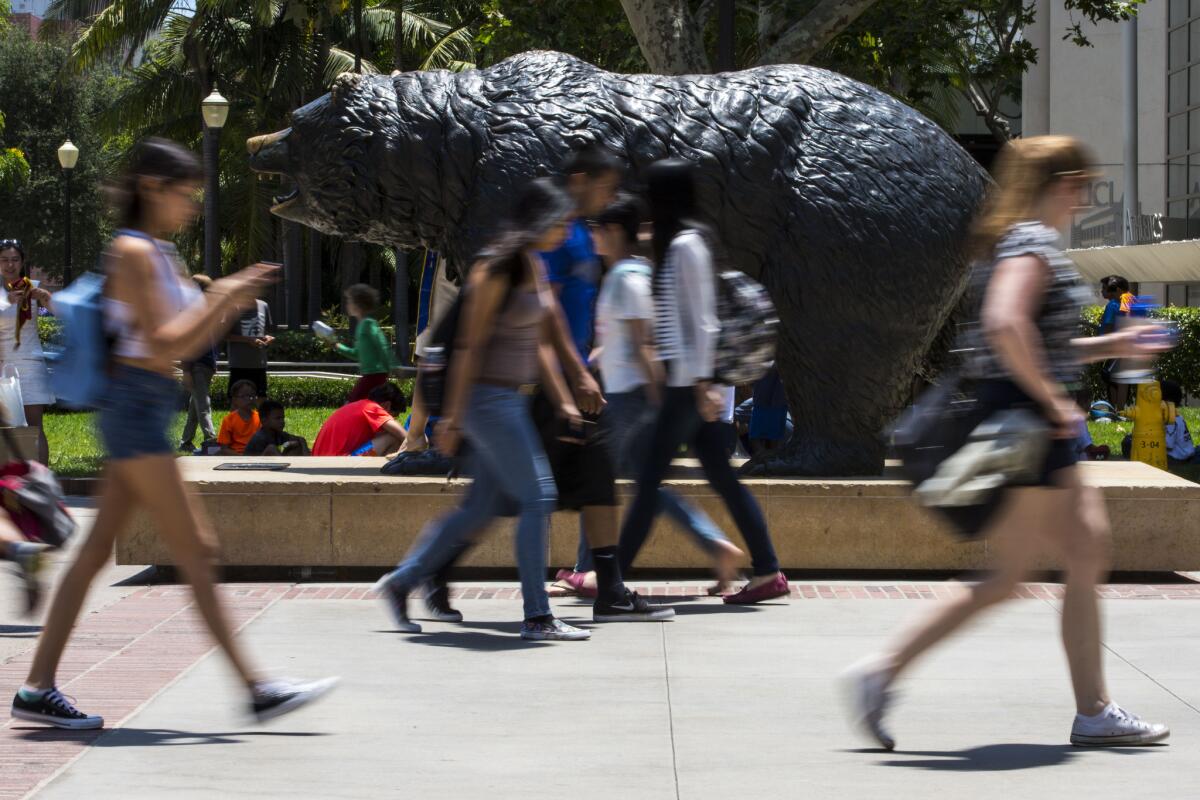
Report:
616,159,788,606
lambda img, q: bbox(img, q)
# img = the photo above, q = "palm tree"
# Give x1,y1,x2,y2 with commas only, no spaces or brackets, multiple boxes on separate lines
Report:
49,0,476,269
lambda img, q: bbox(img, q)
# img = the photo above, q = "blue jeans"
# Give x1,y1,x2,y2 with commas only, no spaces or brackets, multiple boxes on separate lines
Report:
573,388,732,572
619,386,779,576
387,385,557,619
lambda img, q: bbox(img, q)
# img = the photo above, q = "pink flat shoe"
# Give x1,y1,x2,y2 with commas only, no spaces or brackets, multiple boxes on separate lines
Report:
723,573,789,605
551,569,598,599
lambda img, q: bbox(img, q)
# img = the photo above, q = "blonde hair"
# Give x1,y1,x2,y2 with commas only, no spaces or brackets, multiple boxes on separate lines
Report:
970,135,1096,260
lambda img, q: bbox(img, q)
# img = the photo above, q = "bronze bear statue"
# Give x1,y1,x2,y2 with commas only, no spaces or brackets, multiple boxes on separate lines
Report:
249,50,988,475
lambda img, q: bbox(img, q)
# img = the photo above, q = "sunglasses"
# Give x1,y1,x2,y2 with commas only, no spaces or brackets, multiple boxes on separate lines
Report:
0,239,22,252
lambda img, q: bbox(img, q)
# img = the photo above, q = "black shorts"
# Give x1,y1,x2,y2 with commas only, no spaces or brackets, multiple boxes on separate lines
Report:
976,379,1078,486
531,392,617,510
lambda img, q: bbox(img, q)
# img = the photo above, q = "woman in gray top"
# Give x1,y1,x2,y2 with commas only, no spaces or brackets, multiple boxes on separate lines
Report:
845,136,1174,750
374,179,592,641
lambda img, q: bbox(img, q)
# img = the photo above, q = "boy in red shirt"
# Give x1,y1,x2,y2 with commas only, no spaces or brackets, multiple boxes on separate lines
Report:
312,383,408,457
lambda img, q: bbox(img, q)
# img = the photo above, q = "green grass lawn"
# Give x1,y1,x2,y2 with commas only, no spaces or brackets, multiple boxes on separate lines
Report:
45,407,339,477
43,406,1200,482
1086,406,1200,484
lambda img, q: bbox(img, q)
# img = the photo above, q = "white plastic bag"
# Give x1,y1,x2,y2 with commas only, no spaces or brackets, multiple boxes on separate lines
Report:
0,365,28,428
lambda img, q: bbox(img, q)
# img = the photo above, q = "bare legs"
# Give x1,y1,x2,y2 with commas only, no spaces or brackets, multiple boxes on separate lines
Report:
875,466,1112,715
26,456,259,691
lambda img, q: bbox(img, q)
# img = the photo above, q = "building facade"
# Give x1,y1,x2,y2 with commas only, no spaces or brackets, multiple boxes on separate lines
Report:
1023,0,1200,307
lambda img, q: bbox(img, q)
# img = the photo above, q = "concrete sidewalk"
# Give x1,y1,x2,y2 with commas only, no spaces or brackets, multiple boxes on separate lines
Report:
8,580,1200,799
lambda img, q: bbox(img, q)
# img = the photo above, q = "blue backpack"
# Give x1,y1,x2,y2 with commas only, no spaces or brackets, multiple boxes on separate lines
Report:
47,271,110,410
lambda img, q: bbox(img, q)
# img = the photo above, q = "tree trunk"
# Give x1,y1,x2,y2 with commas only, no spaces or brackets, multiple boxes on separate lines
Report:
393,0,404,72
393,249,409,365
619,0,710,74
341,242,363,293
283,217,304,328
306,228,322,324
368,252,381,289
756,0,879,66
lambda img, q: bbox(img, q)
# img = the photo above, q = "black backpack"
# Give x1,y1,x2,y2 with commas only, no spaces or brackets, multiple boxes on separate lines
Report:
713,270,778,386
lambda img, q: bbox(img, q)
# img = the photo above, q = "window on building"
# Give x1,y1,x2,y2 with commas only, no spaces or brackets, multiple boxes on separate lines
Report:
1167,3,1200,239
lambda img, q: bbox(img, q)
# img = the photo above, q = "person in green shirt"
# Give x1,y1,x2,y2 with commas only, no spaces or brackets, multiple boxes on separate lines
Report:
334,284,394,403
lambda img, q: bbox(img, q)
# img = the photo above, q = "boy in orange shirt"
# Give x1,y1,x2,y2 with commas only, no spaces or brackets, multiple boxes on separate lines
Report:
216,379,261,455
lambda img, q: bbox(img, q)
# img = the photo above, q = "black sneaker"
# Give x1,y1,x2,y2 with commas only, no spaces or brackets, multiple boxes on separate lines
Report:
11,688,103,729
372,572,421,632
594,589,676,622
424,584,463,623
252,677,339,723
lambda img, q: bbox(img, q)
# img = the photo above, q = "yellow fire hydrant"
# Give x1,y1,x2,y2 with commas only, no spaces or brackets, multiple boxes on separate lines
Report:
1127,381,1176,471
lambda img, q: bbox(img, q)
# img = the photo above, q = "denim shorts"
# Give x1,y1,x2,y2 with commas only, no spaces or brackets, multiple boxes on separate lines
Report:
98,365,179,460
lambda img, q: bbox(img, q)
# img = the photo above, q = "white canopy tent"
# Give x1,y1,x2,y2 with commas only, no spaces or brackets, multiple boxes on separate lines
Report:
1067,239,1200,286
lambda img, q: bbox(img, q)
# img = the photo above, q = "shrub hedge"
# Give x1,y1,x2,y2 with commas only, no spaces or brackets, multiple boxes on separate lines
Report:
40,316,401,365
210,375,412,407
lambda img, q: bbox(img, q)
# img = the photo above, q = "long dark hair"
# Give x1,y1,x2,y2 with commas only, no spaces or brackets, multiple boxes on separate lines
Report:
113,138,203,230
0,239,25,279
477,177,573,285
645,158,721,281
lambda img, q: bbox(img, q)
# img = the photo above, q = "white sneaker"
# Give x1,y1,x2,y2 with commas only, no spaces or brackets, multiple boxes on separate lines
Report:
520,617,591,641
1070,703,1170,747
840,657,896,751
252,676,340,723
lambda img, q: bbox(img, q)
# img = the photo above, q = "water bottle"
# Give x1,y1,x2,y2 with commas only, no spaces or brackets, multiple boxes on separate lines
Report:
420,345,446,415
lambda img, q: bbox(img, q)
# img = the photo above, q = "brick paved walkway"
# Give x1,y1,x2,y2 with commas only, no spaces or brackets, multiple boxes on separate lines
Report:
0,587,286,800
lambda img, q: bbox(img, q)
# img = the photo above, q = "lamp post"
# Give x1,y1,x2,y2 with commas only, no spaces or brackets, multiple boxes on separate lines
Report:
57,139,79,286
201,85,230,278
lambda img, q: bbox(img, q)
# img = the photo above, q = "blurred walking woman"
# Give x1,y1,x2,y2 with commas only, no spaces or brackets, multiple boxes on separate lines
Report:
11,139,336,730
617,159,788,605
374,178,591,641
0,239,54,463
845,136,1171,750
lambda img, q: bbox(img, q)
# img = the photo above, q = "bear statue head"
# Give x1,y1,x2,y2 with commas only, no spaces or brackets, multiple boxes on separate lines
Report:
248,70,457,252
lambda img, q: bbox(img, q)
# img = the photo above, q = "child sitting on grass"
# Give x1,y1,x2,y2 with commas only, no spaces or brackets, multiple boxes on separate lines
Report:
215,379,261,455
1120,380,1199,465
244,399,309,456
332,284,394,403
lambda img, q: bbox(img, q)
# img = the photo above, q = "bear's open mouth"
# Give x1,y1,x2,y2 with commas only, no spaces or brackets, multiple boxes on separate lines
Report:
272,187,300,211
248,128,302,214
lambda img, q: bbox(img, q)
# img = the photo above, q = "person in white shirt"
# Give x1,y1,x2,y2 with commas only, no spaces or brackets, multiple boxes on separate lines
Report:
0,240,54,464
592,194,743,591
616,160,788,605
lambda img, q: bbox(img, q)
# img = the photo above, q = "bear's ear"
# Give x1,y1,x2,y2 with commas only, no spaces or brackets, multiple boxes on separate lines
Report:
331,71,364,102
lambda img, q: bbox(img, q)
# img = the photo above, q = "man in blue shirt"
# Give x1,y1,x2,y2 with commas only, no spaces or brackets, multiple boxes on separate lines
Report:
540,151,621,362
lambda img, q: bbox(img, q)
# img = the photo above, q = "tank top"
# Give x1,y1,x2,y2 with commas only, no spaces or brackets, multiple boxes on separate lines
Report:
960,221,1092,385
104,229,203,359
477,286,544,386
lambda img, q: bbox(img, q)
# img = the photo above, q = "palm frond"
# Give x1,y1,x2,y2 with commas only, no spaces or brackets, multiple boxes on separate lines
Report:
63,0,178,69
418,21,474,71
324,46,378,83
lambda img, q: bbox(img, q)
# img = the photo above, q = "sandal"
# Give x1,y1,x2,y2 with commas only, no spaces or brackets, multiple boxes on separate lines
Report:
548,569,598,599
